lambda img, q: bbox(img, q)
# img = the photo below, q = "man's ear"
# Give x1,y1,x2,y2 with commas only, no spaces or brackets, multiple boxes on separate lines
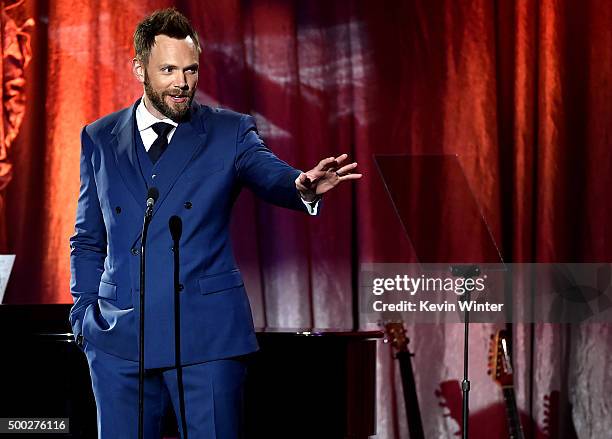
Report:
132,58,145,84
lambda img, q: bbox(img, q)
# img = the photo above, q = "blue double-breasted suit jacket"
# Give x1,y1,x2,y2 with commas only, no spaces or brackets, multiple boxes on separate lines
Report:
69,99,308,369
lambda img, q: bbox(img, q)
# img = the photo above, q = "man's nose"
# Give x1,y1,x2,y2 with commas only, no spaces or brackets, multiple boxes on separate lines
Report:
173,72,189,90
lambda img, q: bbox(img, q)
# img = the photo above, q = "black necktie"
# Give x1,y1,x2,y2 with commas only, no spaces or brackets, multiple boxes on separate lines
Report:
148,122,174,164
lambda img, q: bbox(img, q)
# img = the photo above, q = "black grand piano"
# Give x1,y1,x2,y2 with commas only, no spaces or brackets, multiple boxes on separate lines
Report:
0,305,380,438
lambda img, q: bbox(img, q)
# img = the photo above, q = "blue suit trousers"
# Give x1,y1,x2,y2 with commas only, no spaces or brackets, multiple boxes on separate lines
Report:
84,341,247,438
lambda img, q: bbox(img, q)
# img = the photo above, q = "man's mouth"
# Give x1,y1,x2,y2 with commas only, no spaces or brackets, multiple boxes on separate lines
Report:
167,94,189,104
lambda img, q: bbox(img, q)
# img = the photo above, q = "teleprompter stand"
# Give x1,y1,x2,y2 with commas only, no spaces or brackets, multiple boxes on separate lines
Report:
375,154,504,438
451,264,480,439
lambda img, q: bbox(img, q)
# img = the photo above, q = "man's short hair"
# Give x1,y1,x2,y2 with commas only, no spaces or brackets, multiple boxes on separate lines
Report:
134,8,201,66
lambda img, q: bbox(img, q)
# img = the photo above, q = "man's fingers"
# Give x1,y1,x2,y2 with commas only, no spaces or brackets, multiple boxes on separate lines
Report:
319,158,338,172
334,153,349,166
322,154,349,171
305,155,361,194
317,154,350,173
335,162,358,176
318,156,336,169
337,173,362,181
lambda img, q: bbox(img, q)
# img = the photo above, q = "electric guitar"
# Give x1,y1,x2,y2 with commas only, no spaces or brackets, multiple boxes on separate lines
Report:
488,329,525,439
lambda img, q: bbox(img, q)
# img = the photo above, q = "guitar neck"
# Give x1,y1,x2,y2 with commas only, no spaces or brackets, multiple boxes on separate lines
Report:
502,387,525,439
396,351,425,439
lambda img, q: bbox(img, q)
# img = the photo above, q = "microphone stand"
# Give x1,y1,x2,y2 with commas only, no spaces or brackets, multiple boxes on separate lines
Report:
170,216,188,438
451,264,480,439
138,189,157,439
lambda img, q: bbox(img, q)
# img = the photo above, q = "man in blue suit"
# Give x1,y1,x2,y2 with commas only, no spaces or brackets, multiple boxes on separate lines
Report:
69,8,360,439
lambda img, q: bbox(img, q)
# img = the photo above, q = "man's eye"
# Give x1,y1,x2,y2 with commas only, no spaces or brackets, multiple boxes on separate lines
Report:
162,67,174,73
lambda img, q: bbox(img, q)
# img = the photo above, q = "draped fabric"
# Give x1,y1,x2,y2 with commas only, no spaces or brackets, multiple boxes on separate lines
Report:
4,1,611,438
0,0,33,250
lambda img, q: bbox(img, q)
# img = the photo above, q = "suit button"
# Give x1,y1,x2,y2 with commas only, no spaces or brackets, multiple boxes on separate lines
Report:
152,174,157,179
178,284,184,291
184,201,192,209
115,206,122,214
131,248,140,256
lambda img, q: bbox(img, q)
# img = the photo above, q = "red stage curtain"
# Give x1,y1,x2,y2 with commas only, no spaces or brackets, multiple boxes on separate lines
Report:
4,1,611,437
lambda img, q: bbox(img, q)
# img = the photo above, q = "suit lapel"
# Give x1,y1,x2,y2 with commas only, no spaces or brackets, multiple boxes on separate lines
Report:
149,106,207,215
110,101,148,211
111,101,208,248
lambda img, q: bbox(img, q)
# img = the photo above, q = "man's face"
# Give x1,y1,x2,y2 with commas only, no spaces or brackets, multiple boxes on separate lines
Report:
135,35,199,122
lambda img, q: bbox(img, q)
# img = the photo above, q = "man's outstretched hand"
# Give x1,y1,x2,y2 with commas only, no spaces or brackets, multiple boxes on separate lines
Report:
295,154,362,202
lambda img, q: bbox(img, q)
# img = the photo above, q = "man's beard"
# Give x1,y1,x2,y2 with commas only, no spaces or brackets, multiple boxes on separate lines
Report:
144,71,194,122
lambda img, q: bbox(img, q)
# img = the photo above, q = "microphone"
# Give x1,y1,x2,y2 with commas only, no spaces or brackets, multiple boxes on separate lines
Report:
169,215,182,242
145,187,159,218
138,185,158,439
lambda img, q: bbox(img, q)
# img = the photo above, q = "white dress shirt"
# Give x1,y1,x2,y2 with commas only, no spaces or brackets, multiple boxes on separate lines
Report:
135,99,178,151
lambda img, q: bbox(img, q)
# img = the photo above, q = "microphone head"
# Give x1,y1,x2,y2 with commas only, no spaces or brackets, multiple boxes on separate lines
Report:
169,215,183,241
147,187,159,203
